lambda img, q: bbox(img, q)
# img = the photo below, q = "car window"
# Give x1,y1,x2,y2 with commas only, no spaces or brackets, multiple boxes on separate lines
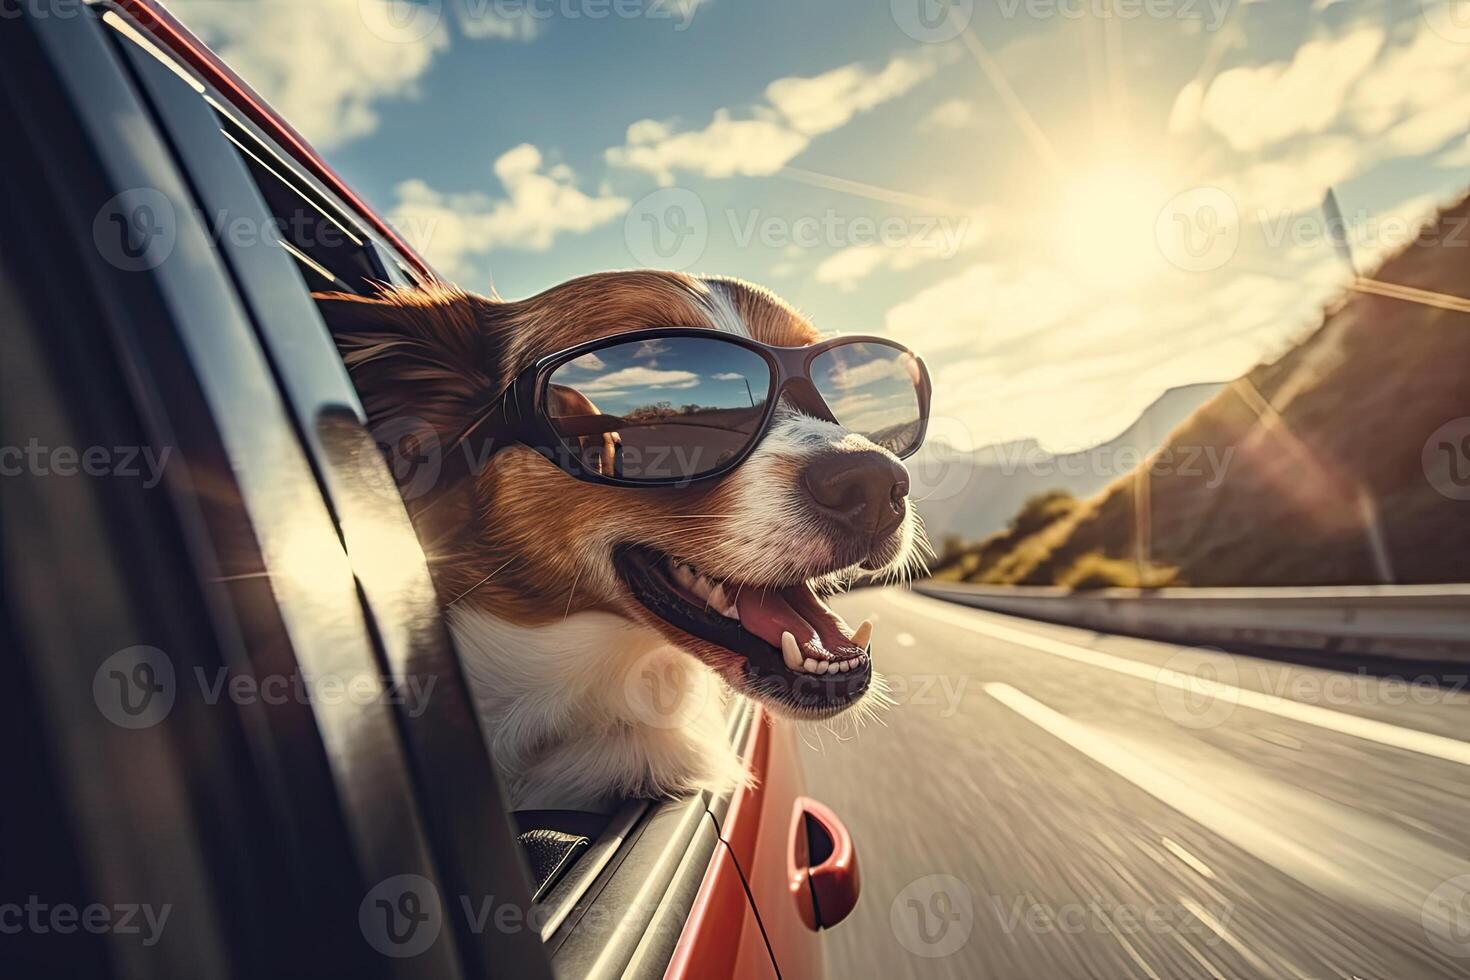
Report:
211,107,386,292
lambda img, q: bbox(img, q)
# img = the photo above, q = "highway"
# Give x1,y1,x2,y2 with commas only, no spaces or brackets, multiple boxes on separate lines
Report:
800,588,1470,979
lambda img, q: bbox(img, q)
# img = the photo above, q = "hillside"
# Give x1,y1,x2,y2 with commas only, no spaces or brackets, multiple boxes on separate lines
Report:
912,382,1224,545
933,192,1470,588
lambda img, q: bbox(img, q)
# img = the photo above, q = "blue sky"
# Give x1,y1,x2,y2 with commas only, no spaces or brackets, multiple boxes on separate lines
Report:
169,0,1470,450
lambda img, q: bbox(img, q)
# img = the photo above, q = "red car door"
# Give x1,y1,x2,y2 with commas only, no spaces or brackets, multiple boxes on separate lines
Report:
666,708,860,980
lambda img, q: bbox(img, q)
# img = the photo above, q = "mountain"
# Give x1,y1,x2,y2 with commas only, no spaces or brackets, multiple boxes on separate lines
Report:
933,191,1470,588
911,382,1224,547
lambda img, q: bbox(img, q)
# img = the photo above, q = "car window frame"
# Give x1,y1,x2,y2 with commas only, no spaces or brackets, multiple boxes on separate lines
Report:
94,9,557,978
1,7,507,977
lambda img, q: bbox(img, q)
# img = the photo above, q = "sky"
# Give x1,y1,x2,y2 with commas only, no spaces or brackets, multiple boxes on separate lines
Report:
166,0,1470,453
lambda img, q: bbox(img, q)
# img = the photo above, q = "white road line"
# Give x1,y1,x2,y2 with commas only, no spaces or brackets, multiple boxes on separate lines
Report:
890,591,1470,766
1178,898,1275,977
1161,837,1216,881
983,683,1470,936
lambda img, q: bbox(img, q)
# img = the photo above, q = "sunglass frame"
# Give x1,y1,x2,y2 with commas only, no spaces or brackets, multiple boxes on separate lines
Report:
469,327,932,489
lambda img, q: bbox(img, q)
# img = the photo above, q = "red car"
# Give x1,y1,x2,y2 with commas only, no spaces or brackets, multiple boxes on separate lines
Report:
0,2,856,977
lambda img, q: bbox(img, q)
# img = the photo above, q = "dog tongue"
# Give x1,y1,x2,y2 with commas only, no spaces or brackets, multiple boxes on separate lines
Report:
735,582,860,657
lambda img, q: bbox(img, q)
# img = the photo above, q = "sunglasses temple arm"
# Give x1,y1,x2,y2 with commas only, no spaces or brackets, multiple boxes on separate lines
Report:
437,380,526,486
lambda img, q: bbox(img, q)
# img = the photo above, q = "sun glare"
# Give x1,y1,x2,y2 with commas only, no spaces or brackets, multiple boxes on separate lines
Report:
1051,161,1172,289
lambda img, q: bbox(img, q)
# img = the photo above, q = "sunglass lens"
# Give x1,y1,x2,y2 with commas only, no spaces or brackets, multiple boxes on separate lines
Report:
809,342,924,456
546,337,772,481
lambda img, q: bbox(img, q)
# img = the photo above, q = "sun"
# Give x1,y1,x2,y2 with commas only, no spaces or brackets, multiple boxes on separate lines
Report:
1051,160,1172,290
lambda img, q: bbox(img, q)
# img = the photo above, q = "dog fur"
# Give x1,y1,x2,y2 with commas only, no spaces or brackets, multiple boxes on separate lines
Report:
319,271,924,810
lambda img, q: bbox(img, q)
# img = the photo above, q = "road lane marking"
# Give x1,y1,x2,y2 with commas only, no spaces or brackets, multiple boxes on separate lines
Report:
1177,898,1275,977
1161,838,1216,881
983,682,1470,940
891,592,1470,766
1095,911,1165,980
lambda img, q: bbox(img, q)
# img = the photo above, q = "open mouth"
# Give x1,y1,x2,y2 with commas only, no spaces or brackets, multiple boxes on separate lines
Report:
614,544,873,717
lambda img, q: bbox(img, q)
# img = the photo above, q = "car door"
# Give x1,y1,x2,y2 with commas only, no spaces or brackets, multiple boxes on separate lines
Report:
0,6,549,978
100,24,553,978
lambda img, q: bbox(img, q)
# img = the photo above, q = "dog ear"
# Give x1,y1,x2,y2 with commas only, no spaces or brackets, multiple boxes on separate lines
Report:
315,285,506,443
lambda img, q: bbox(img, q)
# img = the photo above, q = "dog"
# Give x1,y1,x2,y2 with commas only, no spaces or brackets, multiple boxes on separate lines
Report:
318,271,926,810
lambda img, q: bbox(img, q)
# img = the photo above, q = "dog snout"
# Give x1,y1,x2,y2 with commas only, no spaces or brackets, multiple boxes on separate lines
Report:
802,450,910,541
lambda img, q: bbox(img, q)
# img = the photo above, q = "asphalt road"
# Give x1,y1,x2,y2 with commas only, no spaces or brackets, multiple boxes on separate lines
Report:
799,587,1470,979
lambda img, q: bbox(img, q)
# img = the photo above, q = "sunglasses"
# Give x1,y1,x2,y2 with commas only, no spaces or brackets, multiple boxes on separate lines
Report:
450,328,932,487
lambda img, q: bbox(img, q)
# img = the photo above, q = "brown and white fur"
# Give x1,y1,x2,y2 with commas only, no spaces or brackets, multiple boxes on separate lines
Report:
318,271,926,810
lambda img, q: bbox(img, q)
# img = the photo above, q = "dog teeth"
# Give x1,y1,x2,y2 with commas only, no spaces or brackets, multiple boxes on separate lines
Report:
665,557,740,619
665,560,867,673
777,630,874,675
781,632,803,671
708,583,738,619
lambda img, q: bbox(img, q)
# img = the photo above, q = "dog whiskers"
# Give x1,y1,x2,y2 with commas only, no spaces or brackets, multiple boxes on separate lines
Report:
563,563,584,621
446,555,518,607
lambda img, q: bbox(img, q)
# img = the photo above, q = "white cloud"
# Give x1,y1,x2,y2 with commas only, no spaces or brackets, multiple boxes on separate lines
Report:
390,144,629,277
455,4,542,41
920,98,977,131
872,238,1347,448
606,50,944,184
568,352,606,370
605,110,809,186
880,263,1086,358
813,215,986,290
1167,79,1204,136
764,52,939,136
1175,25,1384,152
825,357,908,392
169,0,449,150
1344,23,1470,158
813,247,892,288
1223,135,1362,213
1437,136,1470,169
579,367,699,392
1183,18,1470,216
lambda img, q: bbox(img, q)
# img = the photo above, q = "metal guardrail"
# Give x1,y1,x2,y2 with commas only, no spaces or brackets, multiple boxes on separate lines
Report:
914,581,1470,662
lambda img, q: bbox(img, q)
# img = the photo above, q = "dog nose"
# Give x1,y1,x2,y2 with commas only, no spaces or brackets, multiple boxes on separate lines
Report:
802,451,910,539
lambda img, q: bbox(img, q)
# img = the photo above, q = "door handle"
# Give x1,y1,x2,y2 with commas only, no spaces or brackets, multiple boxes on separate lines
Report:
788,796,860,930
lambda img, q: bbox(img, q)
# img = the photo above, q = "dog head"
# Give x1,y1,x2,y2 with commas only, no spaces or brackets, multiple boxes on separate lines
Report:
319,271,926,719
